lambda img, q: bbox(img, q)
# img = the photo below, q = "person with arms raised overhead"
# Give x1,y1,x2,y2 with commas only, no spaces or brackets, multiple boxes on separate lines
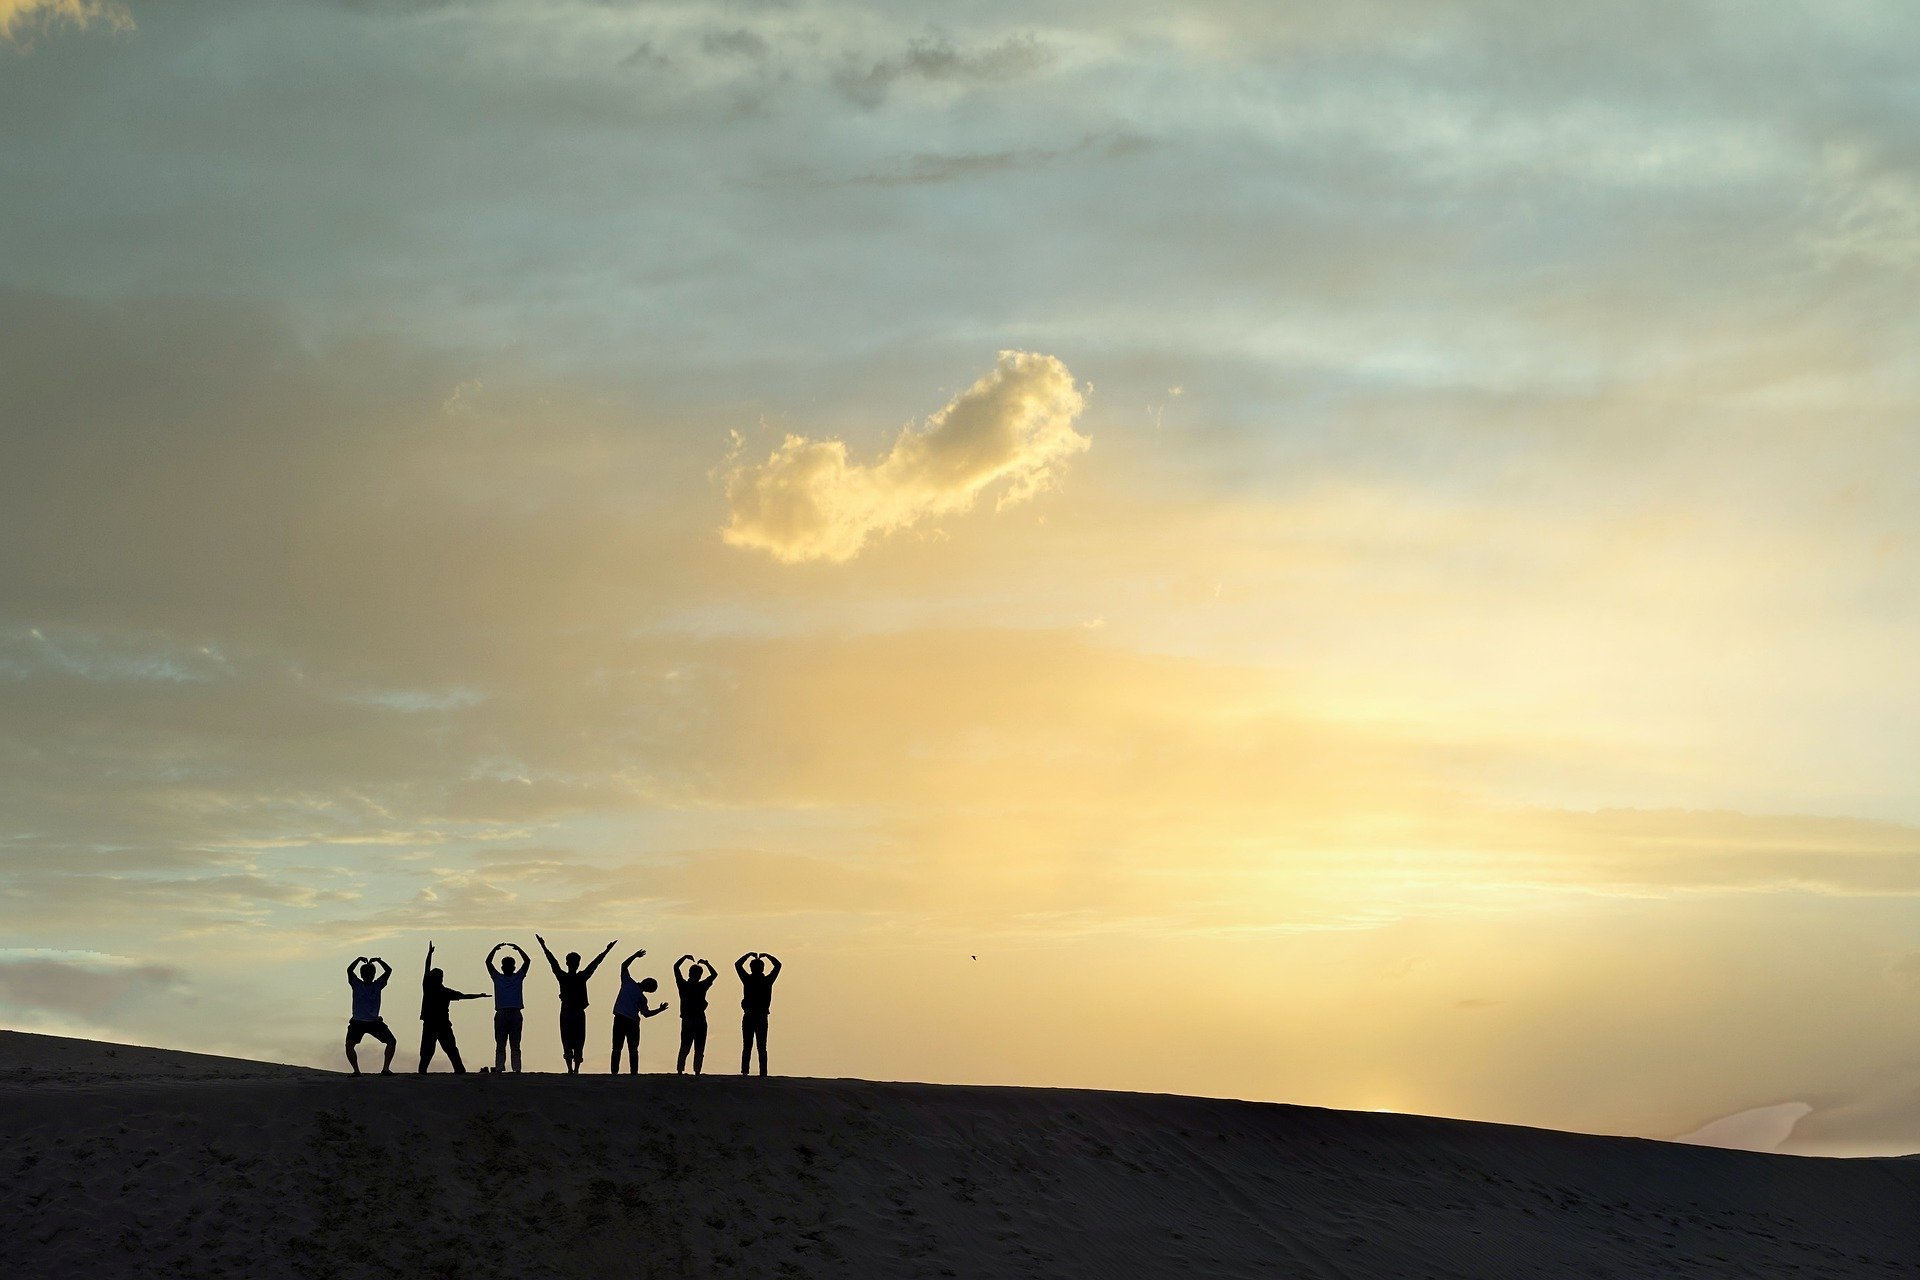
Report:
609,948,670,1075
674,955,716,1075
418,941,486,1073
538,933,616,1075
344,955,396,1076
486,942,531,1074
735,951,782,1077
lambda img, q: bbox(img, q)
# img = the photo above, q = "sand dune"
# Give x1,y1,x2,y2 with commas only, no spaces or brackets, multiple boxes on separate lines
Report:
1,1030,1913,1278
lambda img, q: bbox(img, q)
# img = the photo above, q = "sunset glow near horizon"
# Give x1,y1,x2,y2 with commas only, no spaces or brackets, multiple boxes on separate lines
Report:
3,1,1919,1155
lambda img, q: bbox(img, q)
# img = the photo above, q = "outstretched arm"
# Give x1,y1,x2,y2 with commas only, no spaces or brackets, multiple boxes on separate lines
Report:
536,934,564,978
582,939,618,978
454,990,486,1001
641,997,669,1018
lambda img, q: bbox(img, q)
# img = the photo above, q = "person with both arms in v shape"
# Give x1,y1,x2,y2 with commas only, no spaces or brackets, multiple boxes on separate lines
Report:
538,933,617,1075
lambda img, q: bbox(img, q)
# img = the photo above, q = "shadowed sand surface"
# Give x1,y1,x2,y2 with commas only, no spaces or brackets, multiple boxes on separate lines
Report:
2,1031,1914,1278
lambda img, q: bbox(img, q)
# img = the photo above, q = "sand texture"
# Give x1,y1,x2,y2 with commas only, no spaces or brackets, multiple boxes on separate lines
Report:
2,1030,1914,1278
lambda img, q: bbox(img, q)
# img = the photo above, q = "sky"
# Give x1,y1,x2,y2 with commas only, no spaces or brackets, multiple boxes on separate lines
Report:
2,0,1919,1155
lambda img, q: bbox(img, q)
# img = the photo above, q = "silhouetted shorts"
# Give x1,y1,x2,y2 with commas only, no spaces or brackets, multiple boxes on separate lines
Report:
346,1018,395,1047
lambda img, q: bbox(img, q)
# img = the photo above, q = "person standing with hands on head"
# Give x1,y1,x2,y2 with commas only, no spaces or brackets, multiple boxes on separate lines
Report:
344,956,396,1076
673,955,716,1075
538,934,617,1075
736,952,782,1077
609,949,670,1075
419,941,486,1073
486,942,530,1074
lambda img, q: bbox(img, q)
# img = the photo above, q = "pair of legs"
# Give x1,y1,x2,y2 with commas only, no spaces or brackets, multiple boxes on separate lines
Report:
676,1015,707,1074
418,1020,465,1073
345,1019,396,1075
611,1014,640,1074
741,1011,769,1076
494,1009,523,1073
560,1007,586,1074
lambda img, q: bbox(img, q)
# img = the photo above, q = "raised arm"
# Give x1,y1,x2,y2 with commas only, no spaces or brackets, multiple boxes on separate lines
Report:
348,956,366,982
696,960,716,990
582,939,618,978
621,949,646,981
486,943,503,979
734,953,752,980
423,941,435,979
764,953,782,980
511,943,530,969
536,934,564,979
372,958,392,987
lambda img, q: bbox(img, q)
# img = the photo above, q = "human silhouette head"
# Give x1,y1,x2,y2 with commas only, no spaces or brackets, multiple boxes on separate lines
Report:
358,961,378,982
566,951,581,971
639,977,657,993
749,956,765,975
501,956,517,974
429,967,444,984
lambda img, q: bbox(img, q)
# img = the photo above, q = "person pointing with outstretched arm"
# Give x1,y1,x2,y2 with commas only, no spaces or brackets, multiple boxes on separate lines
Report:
418,941,486,1073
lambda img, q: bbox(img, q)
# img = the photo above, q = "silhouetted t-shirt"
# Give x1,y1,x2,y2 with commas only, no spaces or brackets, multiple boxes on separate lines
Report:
492,969,525,1011
420,981,461,1025
349,976,383,1021
676,973,712,1017
740,972,776,1015
556,971,591,1011
613,974,645,1019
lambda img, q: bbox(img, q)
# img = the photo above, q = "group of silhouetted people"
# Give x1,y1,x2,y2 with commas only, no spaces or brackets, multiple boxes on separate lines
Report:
343,940,782,1078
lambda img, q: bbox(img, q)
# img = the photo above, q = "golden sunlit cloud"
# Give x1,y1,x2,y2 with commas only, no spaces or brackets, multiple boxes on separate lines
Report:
722,350,1089,563
0,0,129,48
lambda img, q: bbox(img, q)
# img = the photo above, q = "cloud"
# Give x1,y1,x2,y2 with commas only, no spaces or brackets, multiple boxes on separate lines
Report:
0,951,181,1020
1674,1101,1813,1153
834,34,1054,107
723,351,1090,563
0,0,129,48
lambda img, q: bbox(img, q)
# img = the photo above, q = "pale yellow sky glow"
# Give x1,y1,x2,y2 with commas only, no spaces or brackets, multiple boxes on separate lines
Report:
2,1,1919,1156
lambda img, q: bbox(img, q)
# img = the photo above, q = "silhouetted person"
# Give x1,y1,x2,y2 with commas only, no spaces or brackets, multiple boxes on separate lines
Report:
735,952,782,1076
486,942,531,1073
418,941,485,1073
344,955,396,1075
538,933,616,1074
609,949,669,1074
674,955,716,1074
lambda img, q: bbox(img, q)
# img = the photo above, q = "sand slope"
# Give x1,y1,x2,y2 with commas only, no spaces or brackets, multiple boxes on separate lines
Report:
2,1030,1913,1278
